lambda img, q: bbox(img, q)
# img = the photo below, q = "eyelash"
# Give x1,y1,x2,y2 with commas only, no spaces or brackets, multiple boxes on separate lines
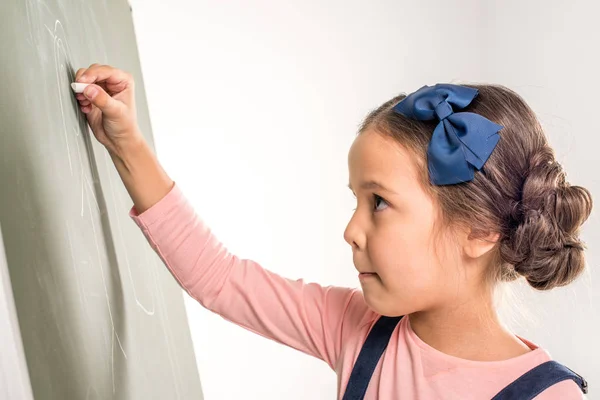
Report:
373,194,388,211
352,194,388,212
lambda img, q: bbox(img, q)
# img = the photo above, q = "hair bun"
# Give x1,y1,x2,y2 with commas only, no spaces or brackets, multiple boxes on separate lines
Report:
500,148,593,290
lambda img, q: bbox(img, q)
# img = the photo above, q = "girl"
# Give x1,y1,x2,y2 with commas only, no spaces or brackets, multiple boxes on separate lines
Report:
73,64,591,399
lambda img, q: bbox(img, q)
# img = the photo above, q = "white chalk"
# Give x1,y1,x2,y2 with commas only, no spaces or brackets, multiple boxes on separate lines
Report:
71,82,90,93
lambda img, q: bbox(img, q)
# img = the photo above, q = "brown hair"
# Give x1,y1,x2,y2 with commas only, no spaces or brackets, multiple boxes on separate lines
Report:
359,84,593,290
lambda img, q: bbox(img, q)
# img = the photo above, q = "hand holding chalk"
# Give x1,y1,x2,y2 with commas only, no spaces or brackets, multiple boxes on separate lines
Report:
73,65,173,214
71,82,90,93
73,64,144,157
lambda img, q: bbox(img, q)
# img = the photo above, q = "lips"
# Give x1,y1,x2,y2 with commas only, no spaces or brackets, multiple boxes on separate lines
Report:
358,272,379,281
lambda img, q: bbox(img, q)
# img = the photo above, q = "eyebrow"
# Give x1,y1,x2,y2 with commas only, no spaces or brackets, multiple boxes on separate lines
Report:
347,180,397,195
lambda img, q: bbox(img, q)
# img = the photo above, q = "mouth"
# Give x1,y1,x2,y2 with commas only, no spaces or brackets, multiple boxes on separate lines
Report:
358,272,379,281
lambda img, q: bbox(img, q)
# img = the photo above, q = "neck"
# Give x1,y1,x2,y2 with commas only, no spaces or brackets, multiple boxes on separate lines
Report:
408,286,531,361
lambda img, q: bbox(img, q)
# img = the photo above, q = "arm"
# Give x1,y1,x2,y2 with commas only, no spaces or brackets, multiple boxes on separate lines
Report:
73,64,375,369
108,137,174,214
128,181,374,369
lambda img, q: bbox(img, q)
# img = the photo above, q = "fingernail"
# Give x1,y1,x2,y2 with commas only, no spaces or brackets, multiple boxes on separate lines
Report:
84,86,97,99
80,74,88,82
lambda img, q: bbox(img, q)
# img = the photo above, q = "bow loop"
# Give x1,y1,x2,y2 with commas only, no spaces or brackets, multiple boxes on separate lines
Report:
393,84,503,185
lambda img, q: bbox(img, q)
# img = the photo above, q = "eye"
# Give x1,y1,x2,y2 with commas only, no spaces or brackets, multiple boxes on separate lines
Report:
373,194,388,212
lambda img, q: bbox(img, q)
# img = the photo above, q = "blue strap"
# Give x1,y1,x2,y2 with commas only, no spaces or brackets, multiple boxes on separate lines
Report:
491,360,588,399
342,316,588,400
341,315,403,400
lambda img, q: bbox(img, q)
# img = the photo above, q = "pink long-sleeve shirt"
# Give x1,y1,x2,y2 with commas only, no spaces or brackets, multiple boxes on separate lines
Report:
129,183,583,399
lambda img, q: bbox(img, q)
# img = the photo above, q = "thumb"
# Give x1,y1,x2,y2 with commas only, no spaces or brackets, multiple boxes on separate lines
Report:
84,84,122,117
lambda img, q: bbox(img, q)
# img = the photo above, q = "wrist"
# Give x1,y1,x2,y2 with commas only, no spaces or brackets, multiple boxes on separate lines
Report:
113,133,150,168
108,133,174,214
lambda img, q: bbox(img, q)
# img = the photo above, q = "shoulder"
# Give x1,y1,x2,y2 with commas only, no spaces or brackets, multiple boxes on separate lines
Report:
510,338,586,400
486,338,586,400
534,379,585,399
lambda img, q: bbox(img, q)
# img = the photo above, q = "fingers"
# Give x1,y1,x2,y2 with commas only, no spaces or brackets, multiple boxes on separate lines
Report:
75,66,92,82
75,64,136,120
75,92,91,113
75,64,134,93
75,64,99,81
82,84,123,118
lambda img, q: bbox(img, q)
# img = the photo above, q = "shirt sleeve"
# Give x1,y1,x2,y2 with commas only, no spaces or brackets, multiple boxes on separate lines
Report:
128,183,374,370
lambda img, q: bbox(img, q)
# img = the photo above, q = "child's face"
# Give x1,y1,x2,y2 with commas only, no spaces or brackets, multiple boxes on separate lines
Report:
345,129,463,316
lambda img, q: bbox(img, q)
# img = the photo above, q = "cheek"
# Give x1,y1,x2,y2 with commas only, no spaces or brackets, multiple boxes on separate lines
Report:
366,244,445,315
368,219,446,305
373,231,439,290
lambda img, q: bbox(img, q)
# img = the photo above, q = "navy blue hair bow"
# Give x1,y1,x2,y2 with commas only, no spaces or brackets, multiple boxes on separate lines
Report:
393,84,503,185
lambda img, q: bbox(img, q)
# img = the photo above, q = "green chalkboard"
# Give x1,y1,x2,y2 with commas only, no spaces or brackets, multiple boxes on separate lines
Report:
0,1,203,399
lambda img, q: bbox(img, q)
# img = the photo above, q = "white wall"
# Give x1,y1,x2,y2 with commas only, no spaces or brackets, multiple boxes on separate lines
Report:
129,1,598,398
481,0,600,388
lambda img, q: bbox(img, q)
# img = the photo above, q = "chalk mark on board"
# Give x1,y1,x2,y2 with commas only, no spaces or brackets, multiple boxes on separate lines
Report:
31,7,187,397
112,327,116,394
73,128,88,216
46,19,74,175
151,254,182,398
74,124,102,218
25,0,55,50
66,221,86,308
83,174,101,214
104,152,156,316
85,384,94,400
47,18,127,394
84,173,127,362
66,221,96,329
44,24,54,37
71,77,127,397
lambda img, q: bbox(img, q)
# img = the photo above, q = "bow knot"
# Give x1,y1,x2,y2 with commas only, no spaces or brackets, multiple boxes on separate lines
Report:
434,100,453,120
393,84,503,185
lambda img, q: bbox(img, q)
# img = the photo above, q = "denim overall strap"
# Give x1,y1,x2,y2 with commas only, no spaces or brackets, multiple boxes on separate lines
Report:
341,315,403,400
491,360,588,399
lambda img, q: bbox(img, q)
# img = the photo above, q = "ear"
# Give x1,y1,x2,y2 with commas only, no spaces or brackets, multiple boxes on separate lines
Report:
462,230,500,259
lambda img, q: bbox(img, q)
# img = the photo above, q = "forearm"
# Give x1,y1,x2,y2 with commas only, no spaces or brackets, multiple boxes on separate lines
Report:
127,180,362,370
109,135,174,214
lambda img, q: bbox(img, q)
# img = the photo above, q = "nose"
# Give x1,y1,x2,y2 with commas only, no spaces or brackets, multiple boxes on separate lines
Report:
344,214,366,250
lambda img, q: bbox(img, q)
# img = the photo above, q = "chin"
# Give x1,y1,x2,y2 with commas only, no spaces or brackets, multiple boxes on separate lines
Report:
361,288,411,317
361,290,401,317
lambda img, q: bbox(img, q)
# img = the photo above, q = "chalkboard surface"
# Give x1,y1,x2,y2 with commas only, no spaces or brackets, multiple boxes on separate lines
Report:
0,1,203,399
